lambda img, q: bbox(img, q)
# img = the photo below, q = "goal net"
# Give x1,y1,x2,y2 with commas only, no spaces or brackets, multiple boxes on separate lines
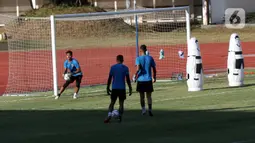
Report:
2,7,190,96
2,15,53,96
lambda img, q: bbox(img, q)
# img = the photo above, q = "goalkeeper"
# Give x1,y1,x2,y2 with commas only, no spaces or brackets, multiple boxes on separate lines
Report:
55,50,83,99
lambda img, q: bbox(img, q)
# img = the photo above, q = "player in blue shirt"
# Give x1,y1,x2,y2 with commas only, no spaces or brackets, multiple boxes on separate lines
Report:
135,45,157,116
55,50,83,100
104,55,132,123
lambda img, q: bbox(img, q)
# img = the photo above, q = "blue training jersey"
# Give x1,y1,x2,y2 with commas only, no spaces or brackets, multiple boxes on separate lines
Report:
135,55,156,82
64,58,82,77
109,63,129,90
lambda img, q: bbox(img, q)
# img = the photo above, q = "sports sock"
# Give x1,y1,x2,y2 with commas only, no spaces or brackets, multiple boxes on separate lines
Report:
142,107,146,112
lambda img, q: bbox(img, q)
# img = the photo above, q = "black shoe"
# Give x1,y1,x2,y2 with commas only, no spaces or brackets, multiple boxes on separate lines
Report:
118,115,122,123
104,116,111,123
149,111,153,117
55,94,60,100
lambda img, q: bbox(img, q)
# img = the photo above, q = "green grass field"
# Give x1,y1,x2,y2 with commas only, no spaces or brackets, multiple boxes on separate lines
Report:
1,5,255,143
1,74,255,143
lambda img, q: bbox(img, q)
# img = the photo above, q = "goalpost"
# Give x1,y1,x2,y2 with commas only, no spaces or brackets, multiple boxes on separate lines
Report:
2,6,190,96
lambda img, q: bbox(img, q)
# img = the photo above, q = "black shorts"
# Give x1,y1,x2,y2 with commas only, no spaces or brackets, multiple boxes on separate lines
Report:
111,89,126,101
63,75,83,88
136,81,154,93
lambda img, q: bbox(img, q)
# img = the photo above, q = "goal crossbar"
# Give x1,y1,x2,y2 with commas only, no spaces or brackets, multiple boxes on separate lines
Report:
54,6,190,18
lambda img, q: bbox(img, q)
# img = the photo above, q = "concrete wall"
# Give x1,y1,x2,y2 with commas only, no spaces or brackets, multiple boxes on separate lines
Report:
210,0,225,24
211,0,255,24
225,0,255,13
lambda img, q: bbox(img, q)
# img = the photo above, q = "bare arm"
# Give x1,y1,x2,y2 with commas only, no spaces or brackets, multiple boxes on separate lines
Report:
107,74,112,89
134,57,141,81
64,68,68,74
152,66,157,81
107,67,113,89
152,58,157,82
63,68,68,77
126,68,132,96
63,61,68,74
126,74,132,89
135,65,141,80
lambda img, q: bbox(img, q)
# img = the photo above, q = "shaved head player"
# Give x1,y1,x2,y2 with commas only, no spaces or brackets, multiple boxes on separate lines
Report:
104,55,132,123
135,45,156,116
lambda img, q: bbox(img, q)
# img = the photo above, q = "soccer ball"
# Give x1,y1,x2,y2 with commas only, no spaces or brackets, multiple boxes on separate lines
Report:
64,73,72,81
111,110,119,118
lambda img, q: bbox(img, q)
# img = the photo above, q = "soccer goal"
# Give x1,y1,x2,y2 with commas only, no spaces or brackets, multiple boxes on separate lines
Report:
2,6,190,96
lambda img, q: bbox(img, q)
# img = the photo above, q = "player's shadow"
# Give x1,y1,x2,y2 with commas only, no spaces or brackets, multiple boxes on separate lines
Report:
1,107,255,143
203,83,255,91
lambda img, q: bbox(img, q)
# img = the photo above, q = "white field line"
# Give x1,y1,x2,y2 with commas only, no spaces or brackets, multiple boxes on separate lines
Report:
0,96,52,103
0,89,106,103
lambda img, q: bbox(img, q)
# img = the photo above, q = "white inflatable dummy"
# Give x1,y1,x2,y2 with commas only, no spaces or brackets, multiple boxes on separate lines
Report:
159,49,164,60
227,33,244,87
146,50,149,55
186,37,204,91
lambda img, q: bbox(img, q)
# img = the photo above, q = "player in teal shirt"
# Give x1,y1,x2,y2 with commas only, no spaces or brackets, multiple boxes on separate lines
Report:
104,55,132,123
135,45,157,116
55,50,83,100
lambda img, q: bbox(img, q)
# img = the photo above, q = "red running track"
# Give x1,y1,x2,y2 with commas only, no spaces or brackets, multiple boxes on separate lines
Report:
0,42,255,95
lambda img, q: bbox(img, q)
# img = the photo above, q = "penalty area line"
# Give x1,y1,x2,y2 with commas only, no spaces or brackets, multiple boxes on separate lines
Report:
0,96,52,103
0,89,106,103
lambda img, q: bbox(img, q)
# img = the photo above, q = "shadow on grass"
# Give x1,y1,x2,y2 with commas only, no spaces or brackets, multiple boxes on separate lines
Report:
1,108,255,143
203,83,255,91
74,87,171,98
